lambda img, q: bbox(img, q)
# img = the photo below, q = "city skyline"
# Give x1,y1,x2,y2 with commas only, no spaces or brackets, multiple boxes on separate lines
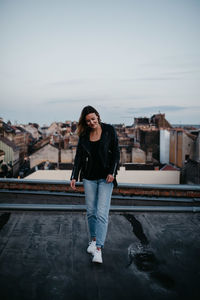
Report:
1,112,200,128
1,0,200,126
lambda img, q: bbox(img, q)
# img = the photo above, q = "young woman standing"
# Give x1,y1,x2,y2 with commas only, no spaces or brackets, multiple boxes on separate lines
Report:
70,106,120,263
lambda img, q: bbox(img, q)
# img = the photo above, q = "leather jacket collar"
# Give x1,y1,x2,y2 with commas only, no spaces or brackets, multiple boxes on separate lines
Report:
81,123,108,155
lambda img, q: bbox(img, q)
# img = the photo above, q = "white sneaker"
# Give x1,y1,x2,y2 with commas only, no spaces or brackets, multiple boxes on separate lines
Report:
87,240,96,255
92,249,103,264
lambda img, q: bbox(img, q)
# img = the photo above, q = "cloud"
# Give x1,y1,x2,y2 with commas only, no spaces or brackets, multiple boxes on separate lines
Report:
120,70,199,82
136,77,179,81
119,77,175,82
45,98,84,105
125,105,197,116
45,95,124,105
49,79,87,86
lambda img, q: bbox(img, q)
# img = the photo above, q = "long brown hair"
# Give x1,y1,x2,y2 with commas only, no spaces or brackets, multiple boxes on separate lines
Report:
77,105,101,136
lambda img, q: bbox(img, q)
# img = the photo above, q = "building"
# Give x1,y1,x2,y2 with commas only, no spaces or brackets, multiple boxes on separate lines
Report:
0,136,20,176
29,144,59,168
0,119,29,164
160,129,170,164
169,129,196,168
21,123,41,140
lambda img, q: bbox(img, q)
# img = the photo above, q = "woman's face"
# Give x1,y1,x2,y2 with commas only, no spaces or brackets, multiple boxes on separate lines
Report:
85,113,99,129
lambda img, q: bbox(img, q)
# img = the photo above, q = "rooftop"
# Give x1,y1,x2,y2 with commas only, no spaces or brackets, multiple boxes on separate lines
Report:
0,179,200,300
0,136,19,151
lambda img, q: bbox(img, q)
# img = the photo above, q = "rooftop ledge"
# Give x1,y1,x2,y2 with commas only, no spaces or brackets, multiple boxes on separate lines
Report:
0,178,200,198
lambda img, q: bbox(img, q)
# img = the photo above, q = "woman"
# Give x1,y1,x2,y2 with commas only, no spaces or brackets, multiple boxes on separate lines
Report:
70,105,120,264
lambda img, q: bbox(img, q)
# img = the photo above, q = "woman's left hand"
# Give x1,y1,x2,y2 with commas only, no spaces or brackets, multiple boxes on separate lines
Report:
106,174,114,183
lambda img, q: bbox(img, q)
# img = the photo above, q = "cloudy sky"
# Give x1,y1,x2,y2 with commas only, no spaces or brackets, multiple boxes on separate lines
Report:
0,0,200,126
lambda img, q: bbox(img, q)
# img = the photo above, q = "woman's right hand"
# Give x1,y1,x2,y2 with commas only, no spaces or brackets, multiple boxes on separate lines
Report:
70,179,76,190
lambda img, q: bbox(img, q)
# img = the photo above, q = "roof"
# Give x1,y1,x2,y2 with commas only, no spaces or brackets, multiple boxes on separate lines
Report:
0,200,199,300
31,137,51,152
0,136,19,151
160,164,179,171
170,128,197,140
30,142,58,156
15,126,28,133
0,121,15,133
0,180,200,299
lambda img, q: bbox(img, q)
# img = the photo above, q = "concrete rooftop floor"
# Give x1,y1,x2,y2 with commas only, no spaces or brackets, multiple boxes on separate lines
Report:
0,210,200,300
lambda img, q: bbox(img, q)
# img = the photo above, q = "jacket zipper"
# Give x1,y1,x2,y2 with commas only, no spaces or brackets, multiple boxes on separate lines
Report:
112,162,117,176
82,144,90,156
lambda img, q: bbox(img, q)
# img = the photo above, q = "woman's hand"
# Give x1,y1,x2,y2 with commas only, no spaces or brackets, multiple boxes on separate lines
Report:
106,174,114,183
70,179,76,190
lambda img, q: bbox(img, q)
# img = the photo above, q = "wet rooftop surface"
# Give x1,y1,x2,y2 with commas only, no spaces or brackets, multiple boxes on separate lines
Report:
0,210,200,300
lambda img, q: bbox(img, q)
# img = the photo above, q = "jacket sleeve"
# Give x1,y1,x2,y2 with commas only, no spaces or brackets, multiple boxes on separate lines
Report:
70,138,82,181
108,126,120,177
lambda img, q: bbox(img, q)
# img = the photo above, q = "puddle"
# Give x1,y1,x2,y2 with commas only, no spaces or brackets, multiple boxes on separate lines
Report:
133,251,158,272
150,271,175,289
123,213,175,290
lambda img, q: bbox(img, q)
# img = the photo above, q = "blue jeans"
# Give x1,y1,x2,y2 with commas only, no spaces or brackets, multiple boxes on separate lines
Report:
83,179,113,248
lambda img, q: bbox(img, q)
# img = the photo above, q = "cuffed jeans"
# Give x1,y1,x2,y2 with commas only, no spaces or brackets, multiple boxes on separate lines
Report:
83,178,113,248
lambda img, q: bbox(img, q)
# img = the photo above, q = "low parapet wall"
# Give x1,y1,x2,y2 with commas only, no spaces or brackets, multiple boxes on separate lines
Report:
0,178,200,198
25,169,180,185
117,169,180,184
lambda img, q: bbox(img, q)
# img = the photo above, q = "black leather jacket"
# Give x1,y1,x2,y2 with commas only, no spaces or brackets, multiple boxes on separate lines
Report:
70,123,120,184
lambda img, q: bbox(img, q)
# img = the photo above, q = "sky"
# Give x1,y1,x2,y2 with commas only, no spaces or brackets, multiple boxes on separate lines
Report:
0,0,200,126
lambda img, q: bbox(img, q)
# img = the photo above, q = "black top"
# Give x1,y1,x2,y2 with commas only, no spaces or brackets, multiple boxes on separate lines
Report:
83,140,108,180
70,123,120,185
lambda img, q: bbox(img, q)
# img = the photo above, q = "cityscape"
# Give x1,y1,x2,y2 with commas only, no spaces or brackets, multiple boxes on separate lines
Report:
0,113,199,184
1,1,200,298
